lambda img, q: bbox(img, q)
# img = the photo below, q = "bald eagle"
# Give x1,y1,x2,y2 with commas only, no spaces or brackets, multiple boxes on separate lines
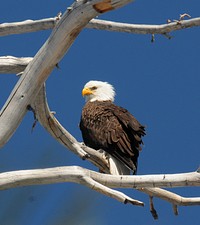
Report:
80,81,145,175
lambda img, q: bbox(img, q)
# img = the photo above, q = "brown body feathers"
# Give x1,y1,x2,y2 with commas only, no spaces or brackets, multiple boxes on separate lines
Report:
80,100,145,174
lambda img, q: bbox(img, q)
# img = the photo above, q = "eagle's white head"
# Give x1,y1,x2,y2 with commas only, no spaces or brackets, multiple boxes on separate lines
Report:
82,80,115,102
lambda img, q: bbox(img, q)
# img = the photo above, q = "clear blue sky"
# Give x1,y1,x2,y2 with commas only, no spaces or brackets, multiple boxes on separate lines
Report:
0,0,199,224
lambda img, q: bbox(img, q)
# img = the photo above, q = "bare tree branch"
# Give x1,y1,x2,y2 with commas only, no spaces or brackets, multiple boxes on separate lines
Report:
0,17,58,36
79,175,144,206
94,170,200,189
0,16,199,37
0,56,32,74
138,187,200,206
87,17,200,35
0,0,133,148
0,166,144,206
0,166,199,207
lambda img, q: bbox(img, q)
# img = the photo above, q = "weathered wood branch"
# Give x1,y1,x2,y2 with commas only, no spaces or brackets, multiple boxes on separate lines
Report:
0,56,32,74
0,0,133,148
94,170,200,189
87,17,200,34
0,166,199,207
139,187,200,206
0,16,199,37
0,166,143,206
0,17,58,36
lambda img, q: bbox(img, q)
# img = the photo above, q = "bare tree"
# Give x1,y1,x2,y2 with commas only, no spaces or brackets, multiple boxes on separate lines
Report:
0,0,199,219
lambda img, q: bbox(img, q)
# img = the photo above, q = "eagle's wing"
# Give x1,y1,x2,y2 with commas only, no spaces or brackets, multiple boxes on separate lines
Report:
105,104,145,173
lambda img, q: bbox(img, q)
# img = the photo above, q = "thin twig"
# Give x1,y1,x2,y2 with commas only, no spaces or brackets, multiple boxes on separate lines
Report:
149,196,158,220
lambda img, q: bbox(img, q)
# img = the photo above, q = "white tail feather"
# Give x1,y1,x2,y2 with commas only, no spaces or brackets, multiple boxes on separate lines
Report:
97,149,130,175
108,155,130,175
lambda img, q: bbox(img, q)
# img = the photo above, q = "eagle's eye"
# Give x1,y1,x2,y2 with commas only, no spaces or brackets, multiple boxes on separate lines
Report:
91,86,97,90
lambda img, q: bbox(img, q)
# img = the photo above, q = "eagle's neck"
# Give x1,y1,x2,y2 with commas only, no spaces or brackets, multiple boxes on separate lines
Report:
86,93,114,102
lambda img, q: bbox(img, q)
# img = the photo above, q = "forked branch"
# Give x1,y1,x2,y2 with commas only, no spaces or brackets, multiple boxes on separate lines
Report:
0,166,199,207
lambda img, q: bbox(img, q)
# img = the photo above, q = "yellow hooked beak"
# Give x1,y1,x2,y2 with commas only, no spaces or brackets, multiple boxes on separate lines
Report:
82,87,93,96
